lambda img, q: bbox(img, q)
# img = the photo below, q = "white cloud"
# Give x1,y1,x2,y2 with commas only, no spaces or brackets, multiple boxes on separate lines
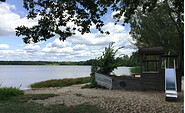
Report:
0,44,9,49
69,22,130,48
0,3,136,61
50,39,71,48
0,3,38,36
24,44,40,53
102,22,125,33
73,44,87,51
39,21,136,61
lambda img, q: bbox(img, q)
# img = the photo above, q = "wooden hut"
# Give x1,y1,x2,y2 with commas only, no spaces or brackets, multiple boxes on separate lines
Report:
139,47,164,90
95,47,182,91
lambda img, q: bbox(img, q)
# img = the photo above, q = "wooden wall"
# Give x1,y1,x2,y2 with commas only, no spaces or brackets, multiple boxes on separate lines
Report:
112,76,141,90
141,73,164,90
95,70,182,91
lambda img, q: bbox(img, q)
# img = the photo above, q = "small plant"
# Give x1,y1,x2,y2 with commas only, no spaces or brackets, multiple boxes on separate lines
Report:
0,87,24,100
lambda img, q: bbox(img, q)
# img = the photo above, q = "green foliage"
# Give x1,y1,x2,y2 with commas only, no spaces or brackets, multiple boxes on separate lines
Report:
30,77,90,88
97,42,124,75
13,0,183,44
129,2,183,58
115,52,140,67
129,1,183,73
1,0,183,46
15,0,111,43
0,87,24,100
89,42,123,87
88,59,99,88
130,66,140,74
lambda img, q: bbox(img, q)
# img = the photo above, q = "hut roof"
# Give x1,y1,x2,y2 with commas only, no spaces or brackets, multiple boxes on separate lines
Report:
139,47,164,55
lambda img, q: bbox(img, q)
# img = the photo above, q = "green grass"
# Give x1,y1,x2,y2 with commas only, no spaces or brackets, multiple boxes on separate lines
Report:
0,94,107,113
0,87,24,100
130,66,140,73
31,77,91,88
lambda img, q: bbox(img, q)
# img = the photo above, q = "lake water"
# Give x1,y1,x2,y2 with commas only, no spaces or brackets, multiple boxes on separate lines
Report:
0,65,130,90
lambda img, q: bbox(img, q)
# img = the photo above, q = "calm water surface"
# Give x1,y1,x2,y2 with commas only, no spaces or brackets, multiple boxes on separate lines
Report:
0,65,130,90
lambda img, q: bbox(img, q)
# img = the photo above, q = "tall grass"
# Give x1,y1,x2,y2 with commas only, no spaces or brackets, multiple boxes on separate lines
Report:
130,66,140,73
0,87,24,100
30,77,91,88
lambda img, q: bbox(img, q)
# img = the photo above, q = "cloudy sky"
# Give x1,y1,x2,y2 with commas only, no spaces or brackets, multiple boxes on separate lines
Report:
0,1,136,61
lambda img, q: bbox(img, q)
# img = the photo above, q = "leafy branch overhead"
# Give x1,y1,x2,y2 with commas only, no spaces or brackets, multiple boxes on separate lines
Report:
15,0,111,43
1,0,183,44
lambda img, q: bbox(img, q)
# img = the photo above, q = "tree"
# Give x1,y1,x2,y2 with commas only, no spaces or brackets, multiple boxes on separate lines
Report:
129,2,183,57
15,0,111,43
1,0,183,44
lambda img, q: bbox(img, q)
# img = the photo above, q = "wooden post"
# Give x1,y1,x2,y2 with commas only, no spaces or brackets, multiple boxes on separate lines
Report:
177,55,183,91
147,61,149,72
158,55,161,72
140,54,143,74
143,54,146,72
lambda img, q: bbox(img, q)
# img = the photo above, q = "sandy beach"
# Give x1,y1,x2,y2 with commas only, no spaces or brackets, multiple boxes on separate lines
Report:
25,78,184,113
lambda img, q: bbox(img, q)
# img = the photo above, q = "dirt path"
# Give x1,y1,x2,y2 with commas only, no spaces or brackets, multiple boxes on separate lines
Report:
25,79,184,113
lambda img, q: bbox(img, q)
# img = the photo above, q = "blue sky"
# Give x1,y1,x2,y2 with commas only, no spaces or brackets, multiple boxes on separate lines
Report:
0,1,136,61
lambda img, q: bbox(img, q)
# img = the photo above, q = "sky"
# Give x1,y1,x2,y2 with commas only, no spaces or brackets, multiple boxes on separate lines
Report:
0,0,136,61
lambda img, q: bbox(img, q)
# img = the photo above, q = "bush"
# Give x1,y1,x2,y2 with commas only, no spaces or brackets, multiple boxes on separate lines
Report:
130,66,140,73
89,42,123,87
0,87,24,100
97,42,124,75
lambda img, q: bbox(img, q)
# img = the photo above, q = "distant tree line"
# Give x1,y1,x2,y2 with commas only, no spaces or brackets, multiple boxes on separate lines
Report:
0,53,140,67
115,53,140,67
0,60,94,66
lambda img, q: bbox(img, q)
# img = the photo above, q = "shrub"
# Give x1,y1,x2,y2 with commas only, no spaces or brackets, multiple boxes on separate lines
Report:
0,87,24,100
97,42,124,75
89,42,124,87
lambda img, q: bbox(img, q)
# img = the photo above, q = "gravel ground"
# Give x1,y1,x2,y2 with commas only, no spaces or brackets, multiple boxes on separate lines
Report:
25,78,184,113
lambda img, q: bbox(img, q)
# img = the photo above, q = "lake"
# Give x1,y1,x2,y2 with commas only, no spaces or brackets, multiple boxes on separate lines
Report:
0,65,130,90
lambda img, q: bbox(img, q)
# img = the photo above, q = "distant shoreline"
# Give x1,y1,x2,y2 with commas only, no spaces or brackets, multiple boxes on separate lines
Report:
0,60,134,67
0,61,93,66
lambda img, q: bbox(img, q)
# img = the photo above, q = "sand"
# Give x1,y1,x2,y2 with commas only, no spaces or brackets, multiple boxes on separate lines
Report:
25,78,184,113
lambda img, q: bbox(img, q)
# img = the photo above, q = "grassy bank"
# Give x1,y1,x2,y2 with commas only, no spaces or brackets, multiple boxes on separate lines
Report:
31,77,91,88
0,87,24,100
0,94,107,113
